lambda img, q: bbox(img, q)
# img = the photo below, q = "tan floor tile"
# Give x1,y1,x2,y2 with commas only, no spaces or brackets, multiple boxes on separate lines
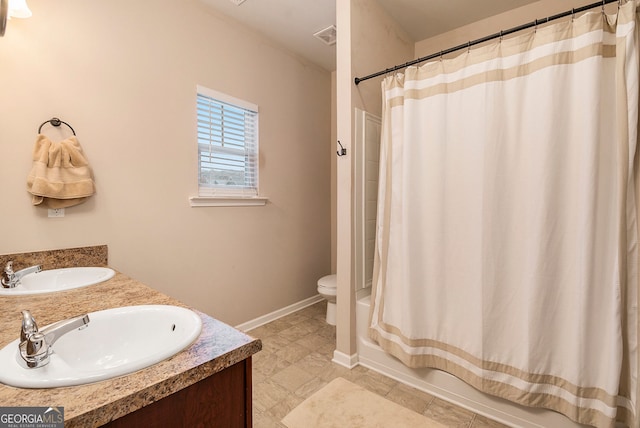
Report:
253,351,291,377
336,365,370,384
275,342,313,364
278,324,315,342
384,382,435,414
279,312,309,326
317,362,353,383
292,352,331,376
293,376,328,399
246,323,278,339
295,332,331,351
350,370,399,396
295,317,325,334
253,302,497,428
253,369,268,385
253,379,290,412
316,341,336,358
253,345,275,360
262,333,293,354
252,347,270,363
271,365,316,392
349,364,371,376
311,308,329,320
265,318,295,333
424,398,475,428
297,302,326,318
253,409,287,428
315,323,337,339
266,394,305,421
354,366,397,385
470,414,510,428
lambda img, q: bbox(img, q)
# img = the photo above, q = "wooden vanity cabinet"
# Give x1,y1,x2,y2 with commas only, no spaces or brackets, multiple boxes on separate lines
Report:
102,358,253,428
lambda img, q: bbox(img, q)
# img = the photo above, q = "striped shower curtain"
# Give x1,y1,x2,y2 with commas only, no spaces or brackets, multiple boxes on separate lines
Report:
369,2,640,427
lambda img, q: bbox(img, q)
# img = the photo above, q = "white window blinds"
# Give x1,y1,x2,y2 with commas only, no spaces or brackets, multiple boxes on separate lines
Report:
196,85,259,197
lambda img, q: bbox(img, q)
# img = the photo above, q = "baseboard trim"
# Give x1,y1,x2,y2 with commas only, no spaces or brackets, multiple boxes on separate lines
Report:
236,294,325,332
332,350,359,369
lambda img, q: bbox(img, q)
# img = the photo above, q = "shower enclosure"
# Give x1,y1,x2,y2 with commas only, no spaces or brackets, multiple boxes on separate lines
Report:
353,108,380,296
351,107,596,427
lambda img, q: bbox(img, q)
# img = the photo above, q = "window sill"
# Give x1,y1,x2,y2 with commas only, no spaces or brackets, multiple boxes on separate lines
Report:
189,196,268,207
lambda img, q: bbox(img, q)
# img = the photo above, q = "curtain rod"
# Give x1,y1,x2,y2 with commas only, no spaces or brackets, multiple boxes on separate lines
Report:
354,0,621,85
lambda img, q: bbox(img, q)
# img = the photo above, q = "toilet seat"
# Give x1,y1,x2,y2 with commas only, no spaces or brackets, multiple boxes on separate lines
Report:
317,274,336,289
317,284,337,296
317,274,337,297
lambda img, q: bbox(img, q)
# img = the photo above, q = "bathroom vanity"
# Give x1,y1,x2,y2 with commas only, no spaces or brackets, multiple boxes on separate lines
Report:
0,246,262,427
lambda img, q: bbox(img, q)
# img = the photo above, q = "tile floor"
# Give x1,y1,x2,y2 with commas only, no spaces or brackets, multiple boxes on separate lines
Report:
249,301,508,428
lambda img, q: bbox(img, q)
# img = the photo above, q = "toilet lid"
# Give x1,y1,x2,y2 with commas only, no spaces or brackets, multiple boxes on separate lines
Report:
317,274,337,288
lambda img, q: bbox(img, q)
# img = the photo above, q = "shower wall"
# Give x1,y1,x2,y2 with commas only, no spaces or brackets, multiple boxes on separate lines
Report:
335,0,414,361
354,108,381,294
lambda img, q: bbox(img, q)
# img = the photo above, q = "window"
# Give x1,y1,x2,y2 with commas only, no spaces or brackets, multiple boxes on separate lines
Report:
193,85,264,206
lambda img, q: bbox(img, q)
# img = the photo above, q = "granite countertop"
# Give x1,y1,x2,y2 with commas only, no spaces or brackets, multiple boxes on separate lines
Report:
0,270,262,427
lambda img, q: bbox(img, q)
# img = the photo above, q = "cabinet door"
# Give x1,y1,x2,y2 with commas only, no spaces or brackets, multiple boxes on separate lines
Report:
102,358,252,428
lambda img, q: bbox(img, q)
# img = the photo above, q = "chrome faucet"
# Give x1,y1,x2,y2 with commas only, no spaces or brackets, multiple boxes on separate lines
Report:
1,261,42,288
19,310,90,368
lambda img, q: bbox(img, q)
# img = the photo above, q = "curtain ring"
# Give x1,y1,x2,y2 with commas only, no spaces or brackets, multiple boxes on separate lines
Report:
440,50,443,61
571,8,575,21
467,41,471,53
534,19,538,33
602,0,606,14
499,30,503,41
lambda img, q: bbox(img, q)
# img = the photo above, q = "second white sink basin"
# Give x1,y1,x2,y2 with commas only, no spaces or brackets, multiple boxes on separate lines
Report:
0,267,115,296
0,305,203,388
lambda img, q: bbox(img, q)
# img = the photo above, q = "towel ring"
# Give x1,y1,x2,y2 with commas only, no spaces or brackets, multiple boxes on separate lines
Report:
38,117,76,136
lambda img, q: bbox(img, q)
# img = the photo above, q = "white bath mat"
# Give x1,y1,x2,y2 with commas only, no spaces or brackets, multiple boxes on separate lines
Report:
281,377,447,428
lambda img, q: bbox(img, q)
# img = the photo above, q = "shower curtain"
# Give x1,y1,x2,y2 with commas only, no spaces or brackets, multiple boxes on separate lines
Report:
369,2,640,427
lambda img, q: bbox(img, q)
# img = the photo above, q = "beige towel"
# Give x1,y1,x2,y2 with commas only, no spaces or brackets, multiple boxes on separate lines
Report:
26,134,95,208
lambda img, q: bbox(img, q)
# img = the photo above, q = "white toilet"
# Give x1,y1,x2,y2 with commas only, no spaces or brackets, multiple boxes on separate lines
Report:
317,274,337,325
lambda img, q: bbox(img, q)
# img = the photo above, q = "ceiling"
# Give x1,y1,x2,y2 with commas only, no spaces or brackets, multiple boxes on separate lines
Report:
198,0,539,72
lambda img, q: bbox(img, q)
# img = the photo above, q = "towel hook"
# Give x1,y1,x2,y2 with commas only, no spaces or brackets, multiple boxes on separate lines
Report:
38,117,76,136
337,140,347,157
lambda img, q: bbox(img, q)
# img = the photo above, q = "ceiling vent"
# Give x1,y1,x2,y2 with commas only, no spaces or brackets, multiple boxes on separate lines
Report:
313,25,337,46
228,0,246,5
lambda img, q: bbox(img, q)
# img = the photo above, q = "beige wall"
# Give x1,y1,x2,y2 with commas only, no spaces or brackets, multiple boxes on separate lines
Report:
331,71,337,274
351,0,413,117
415,0,619,58
0,0,331,326
336,0,354,359
335,0,412,361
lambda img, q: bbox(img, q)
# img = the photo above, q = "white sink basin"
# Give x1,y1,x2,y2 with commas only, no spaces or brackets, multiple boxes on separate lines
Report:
0,267,115,295
0,305,202,388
